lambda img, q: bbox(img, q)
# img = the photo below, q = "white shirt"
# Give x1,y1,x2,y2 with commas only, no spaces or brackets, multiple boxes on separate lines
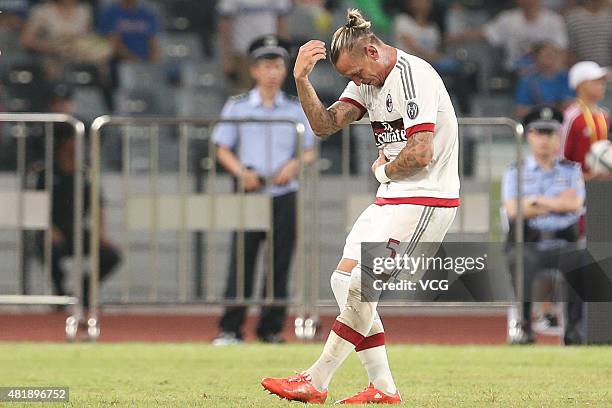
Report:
393,14,441,54
217,0,292,54
27,3,92,40
339,49,460,207
483,8,567,71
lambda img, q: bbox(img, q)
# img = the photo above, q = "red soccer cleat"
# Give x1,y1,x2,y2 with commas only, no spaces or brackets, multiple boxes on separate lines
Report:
336,383,402,404
261,373,328,404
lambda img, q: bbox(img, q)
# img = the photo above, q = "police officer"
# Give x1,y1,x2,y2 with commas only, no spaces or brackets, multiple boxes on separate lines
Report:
212,35,315,344
502,106,586,344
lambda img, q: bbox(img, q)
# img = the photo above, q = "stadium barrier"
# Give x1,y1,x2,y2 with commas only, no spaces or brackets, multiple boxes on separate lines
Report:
305,117,526,334
1,114,527,342
0,113,86,341
86,116,316,341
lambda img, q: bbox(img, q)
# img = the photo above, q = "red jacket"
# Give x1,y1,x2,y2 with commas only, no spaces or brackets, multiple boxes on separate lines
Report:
562,101,610,172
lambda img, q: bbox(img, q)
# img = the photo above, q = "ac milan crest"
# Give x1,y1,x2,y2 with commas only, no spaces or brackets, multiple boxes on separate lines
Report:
407,101,419,120
386,94,393,112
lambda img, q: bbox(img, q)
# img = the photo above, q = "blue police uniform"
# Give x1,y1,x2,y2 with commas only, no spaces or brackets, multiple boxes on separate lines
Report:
502,155,585,249
503,153,586,343
212,87,315,342
503,105,589,344
212,89,315,196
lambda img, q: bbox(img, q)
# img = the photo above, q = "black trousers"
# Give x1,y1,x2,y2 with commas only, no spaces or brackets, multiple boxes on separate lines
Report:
37,230,121,306
219,192,296,338
507,244,585,330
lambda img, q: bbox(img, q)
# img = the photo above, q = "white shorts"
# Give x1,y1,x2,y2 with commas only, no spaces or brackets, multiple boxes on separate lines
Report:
342,204,457,264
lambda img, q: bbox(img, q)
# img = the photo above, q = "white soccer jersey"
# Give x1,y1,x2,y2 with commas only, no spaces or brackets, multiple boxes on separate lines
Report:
339,49,460,207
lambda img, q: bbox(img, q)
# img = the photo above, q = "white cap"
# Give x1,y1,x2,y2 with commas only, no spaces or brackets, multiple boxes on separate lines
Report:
569,61,609,90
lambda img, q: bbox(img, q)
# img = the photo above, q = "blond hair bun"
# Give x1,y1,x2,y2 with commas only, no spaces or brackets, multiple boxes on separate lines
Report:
346,9,371,30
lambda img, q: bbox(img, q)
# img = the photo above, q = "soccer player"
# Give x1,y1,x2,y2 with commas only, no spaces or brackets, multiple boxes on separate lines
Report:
261,9,460,404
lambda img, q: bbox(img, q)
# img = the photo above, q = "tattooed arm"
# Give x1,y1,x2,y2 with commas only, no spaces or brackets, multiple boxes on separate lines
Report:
294,40,362,137
296,79,362,137
383,131,434,180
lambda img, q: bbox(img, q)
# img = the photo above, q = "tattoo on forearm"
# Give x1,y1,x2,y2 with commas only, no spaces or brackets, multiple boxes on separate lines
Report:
296,79,360,137
385,132,434,180
327,103,360,132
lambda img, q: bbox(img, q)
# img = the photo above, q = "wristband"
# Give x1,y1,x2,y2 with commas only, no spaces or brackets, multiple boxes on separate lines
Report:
375,163,391,183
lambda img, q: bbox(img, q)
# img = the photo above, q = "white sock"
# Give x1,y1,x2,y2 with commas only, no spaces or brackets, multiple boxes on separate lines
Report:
307,267,381,391
331,270,397,394
306,330,356,391
357,344,397,394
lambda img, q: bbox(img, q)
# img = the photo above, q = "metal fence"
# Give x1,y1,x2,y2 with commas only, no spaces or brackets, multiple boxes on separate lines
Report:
1,114,528,342
0,113,85,340
86,116,316,340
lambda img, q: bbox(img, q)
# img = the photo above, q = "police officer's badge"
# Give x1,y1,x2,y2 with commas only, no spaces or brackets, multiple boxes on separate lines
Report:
407,101,419,120
264,35,278,47
540,107,553,120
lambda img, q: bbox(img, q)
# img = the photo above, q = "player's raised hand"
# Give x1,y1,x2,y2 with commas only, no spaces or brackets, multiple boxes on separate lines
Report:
294,40,327,80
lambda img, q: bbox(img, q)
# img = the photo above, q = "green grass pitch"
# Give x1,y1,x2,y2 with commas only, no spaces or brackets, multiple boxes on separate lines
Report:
0,343,610,407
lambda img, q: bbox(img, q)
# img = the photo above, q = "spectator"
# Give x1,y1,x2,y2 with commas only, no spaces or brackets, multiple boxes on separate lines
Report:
393,0,447,65
515,42,573,118
448,0,568,74
0,82,79,170
212,35,315,345
35,122,121,308
0,0,29,38
565,0,612,67
503,106,585,344
20,0,95,79
98,0,160,64
30,82,79,164
393,0,473,113
562,61,610,178
216,0,292,91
